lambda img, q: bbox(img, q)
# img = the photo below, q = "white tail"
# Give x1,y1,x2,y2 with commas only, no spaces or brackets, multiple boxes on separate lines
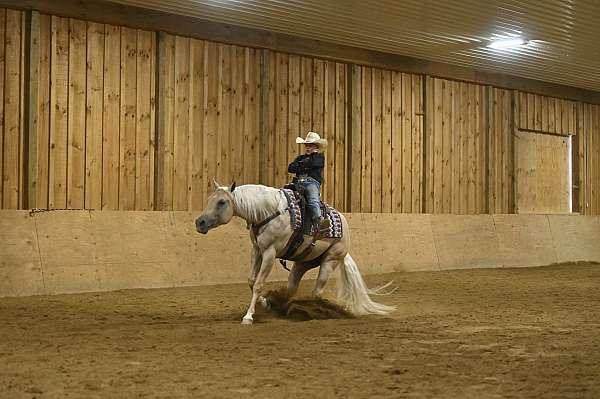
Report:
336,254,396,315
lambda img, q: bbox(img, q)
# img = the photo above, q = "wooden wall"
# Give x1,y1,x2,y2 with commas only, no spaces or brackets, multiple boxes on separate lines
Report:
1,8,599,215
350,66,423,213
518,92,577,135
156,34,260,211
264,52,347,210
578,103,600,215
31,14,156,210
488,88,515,214
0,9,25,209
425,77,487,214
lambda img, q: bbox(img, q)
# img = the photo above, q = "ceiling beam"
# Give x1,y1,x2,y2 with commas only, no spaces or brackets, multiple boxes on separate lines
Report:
2,0,600,104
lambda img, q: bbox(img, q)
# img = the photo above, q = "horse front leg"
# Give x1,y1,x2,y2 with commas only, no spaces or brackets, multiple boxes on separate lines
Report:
248,245,261,292
242,246,275,325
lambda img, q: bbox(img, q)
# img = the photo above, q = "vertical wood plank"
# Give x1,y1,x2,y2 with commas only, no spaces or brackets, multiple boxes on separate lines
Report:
334,63,346,211
391,71,402,213
189,38,204,210
459,82,468,214
481,86,489,213
381,69,392,213
34,13,51,208
27,11,40,208
324,61,336,205
204,41,218,195
66,19,86,209
518,91,527,129
49,16,69,209
299,57,312,146
500,89,509,211
490,88,498,212
541,95,549,132
135,30,153,210
474,85,483,213
360,67,372,212
274,52,288,187
433,78,443,213
534,94,542,131
219,45,231,184
0,9,5,206
247,48,260,185
467,84,476,213
412,76,423,213
287,55,301,185
350,65,361,212
593,105,599,213
102,24,121,209
119,27,137,210
508,90,516,213
570,101,577,135
3,11,20,206
452,81,461,213
371,68,382,212
173,35,190,210
585,104,592,214
425,76,435,213
265,50,275,187
441,79,452,213
3,10,23,208
402,73,413,213
85,22,104,209
312,59,324,134
548,97,556,134
156,32,173,210
149,32,156,210
527,93,535,131
232,46,245,187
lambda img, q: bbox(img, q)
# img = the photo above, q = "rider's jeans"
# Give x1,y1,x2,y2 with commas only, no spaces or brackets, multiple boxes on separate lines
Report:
301,179,321,221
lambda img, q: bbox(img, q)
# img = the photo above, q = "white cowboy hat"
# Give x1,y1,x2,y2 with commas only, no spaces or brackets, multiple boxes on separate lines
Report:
295,131,327,147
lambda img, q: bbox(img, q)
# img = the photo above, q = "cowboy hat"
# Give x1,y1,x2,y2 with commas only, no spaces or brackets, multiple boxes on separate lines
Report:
295,131,327,147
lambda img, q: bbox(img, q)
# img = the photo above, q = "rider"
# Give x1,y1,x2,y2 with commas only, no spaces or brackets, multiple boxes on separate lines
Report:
288,132,328,230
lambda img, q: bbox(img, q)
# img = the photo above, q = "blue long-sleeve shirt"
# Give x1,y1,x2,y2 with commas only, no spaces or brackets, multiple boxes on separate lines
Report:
287,153,325,184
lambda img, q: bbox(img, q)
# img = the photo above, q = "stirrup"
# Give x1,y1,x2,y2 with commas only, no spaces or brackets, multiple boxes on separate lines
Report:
313,216,330,232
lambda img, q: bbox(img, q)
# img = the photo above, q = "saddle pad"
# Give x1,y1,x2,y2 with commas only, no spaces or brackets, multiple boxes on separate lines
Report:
282,188,343,239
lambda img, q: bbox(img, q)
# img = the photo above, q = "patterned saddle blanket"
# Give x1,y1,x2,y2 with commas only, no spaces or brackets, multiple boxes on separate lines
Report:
282,188,343,239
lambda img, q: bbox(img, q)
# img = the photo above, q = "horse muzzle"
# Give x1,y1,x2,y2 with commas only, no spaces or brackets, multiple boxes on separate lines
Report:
195,217,212,234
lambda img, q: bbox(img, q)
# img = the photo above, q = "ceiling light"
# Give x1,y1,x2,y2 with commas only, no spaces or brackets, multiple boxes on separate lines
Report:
487,38,528,49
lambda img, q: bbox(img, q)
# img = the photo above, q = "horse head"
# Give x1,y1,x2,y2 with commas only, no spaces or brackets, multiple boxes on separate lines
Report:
195,180,236,234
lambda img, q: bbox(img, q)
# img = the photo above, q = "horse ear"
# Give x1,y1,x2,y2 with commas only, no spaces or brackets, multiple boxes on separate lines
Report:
212,179,221,191
230,182,236,192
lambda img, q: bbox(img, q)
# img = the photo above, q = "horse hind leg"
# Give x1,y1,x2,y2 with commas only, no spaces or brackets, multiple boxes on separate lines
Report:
312,256,341,298
287,262,310,298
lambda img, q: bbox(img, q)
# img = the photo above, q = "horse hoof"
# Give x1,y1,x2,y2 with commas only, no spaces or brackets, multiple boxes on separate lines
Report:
241,317,253,325
259,297,271,310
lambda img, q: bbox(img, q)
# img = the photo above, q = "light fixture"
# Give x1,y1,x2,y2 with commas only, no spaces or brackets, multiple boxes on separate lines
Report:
487,37,528,49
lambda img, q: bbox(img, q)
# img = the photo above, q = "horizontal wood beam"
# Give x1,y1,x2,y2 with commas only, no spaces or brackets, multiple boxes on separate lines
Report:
2,0,600,105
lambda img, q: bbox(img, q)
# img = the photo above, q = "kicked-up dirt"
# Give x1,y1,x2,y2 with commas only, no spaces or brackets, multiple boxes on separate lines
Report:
0,262,599,398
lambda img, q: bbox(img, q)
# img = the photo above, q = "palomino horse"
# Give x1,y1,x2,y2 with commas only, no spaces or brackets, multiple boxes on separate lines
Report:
195,181,395,325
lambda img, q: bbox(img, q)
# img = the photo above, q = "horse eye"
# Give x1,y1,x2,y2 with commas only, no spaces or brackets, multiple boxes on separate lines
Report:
217,199,226,207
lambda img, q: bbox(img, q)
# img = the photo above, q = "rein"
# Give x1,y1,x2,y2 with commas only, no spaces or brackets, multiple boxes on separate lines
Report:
247,207,289,237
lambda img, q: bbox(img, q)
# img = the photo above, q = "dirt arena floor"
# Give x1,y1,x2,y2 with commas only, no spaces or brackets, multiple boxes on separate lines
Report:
1,262,599,399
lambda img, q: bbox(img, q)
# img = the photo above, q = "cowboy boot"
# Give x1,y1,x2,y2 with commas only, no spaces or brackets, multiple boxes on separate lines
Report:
312,214,330,233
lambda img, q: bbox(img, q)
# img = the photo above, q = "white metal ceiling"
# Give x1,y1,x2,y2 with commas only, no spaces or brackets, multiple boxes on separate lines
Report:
109,0,600,92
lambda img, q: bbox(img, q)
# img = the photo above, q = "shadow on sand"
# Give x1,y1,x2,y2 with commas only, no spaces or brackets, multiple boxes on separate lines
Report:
262,288,353,321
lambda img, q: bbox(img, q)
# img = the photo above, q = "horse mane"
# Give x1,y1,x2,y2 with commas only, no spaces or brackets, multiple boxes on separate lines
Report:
231,184,285,223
